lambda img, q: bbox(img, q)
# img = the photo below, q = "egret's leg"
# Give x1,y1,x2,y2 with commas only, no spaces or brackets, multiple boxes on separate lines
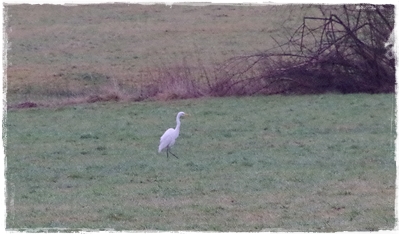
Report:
168,148,179,159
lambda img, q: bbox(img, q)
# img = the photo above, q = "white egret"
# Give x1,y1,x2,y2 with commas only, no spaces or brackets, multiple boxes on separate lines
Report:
158,111,187,159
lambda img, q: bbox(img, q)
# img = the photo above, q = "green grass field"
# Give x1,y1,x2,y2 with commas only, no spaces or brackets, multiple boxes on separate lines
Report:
5,94,396,231
4,3,397,232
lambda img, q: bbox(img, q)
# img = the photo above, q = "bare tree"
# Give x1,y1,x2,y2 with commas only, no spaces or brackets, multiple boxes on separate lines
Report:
210,4,395,96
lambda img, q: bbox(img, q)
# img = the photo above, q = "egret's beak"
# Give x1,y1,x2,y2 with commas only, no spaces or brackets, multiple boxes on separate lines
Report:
184,113,190,117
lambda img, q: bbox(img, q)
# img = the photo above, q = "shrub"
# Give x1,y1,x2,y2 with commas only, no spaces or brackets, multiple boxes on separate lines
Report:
146,4,395,99
209,4,395,95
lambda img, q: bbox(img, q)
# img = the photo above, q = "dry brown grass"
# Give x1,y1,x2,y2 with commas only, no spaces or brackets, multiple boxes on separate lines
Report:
5,4,320,105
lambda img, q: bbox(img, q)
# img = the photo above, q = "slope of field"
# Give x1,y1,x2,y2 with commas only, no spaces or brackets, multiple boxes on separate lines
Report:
5,4,319,104
5,94,396,231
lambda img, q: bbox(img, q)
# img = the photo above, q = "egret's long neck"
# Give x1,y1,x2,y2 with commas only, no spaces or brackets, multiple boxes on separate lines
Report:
175,115,181,131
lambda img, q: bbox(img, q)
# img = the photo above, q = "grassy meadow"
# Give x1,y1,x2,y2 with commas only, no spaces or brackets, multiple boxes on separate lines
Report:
5,94,396,231
4,3,397,232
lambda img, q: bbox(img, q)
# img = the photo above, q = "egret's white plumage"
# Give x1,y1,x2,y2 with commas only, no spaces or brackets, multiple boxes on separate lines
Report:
158,112,186,158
